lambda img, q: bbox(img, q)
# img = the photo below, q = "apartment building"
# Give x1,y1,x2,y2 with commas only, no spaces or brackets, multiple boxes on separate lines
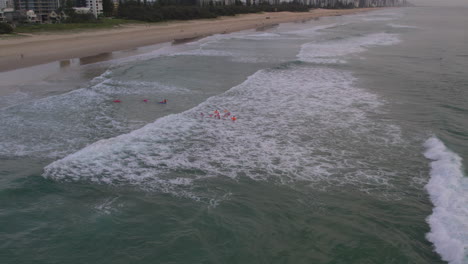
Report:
86,0,102,17
14,0,59,21
0,0,13,9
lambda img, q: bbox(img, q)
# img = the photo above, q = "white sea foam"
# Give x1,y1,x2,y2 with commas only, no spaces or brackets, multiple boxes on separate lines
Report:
288,23,344,37
105,44,180,66
0,91,32,109
94,197,121,215
172,44,278,64
237,32,281,40
172,49,234,57
424,137,468,264
388,23,419,29
185,33,233,46
229,56,282,64
0,72,154,158
187,31,282,45
93,79,192,95
298,32,401,64
107,31,275,66
44,66,402,200
363,17,396,21
361,12,403,22
0,86,124,158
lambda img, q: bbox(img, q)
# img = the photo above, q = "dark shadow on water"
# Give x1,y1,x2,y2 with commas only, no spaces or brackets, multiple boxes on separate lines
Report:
79,53,113,65
256,23,279,31
60,60,71,68
172,36,205,45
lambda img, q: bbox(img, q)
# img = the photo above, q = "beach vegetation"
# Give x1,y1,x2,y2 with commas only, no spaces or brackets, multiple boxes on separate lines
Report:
117,1,310,22
103,0,115,16
13,18,143,33
0,23,14,34
65,12,99,23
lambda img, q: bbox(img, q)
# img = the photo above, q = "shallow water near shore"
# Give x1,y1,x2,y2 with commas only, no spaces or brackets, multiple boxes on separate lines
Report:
1,7,468,264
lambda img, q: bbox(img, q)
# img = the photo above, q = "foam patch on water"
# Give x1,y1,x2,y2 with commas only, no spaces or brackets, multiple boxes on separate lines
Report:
236,32,281,40
0,71,175,158
172,46,280,64
288,23,344,37
186,31,283,46
388,23,419,29
172,49,234,57
108,30,278,66
363,17,396,21
0,91,32,109
361,12,403,22
229,56,283,64
424,137,468,264
0,86,128,158
105,44,181,66
44,66,403,200
93,79,192,95
94,196,122,215
298,32,401,64
185,33,233,46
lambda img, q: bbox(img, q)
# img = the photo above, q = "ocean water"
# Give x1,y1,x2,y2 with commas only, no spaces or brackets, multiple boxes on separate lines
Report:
1,6,468,264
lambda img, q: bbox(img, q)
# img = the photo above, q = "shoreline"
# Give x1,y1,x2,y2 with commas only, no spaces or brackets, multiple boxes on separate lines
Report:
0,8,379,72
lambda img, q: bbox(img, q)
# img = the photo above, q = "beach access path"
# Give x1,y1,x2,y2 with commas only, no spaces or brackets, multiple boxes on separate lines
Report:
0,8,377,72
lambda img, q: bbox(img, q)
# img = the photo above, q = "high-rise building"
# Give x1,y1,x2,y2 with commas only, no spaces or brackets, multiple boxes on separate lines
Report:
86,0,102,17
0,0,7,9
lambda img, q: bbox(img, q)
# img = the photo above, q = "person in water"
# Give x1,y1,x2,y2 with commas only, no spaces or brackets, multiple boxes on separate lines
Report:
159,99,167,104
231,116,237,121
113,99,121,103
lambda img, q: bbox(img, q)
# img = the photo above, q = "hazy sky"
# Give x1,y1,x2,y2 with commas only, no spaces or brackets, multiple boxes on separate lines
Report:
410,0,468,7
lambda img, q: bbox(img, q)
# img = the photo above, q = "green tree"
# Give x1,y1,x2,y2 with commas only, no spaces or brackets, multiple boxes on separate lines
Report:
103,0,114,16
0,23,14,34
64,0,76,16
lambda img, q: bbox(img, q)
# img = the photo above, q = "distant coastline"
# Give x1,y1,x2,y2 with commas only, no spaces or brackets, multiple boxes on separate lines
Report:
0,8,379,72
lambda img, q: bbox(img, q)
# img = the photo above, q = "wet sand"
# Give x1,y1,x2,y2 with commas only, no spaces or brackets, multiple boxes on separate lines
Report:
0,8,378,72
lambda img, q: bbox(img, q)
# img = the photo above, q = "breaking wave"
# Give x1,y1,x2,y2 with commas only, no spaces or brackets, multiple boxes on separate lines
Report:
298,32,401,64
424,137,468,264
44,65,402,200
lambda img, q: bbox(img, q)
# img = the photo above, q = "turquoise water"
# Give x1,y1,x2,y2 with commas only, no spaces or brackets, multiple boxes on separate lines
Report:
1,6,468,264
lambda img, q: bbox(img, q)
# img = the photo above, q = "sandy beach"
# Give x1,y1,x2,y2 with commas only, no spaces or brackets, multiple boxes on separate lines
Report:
0,8,378,72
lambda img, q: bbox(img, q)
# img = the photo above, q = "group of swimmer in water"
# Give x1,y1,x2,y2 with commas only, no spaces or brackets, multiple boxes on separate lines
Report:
200,109,237,121
113,99,167,104
113,99,237,121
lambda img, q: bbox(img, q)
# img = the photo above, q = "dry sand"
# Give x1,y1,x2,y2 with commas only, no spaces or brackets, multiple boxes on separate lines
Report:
0,8,377,72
